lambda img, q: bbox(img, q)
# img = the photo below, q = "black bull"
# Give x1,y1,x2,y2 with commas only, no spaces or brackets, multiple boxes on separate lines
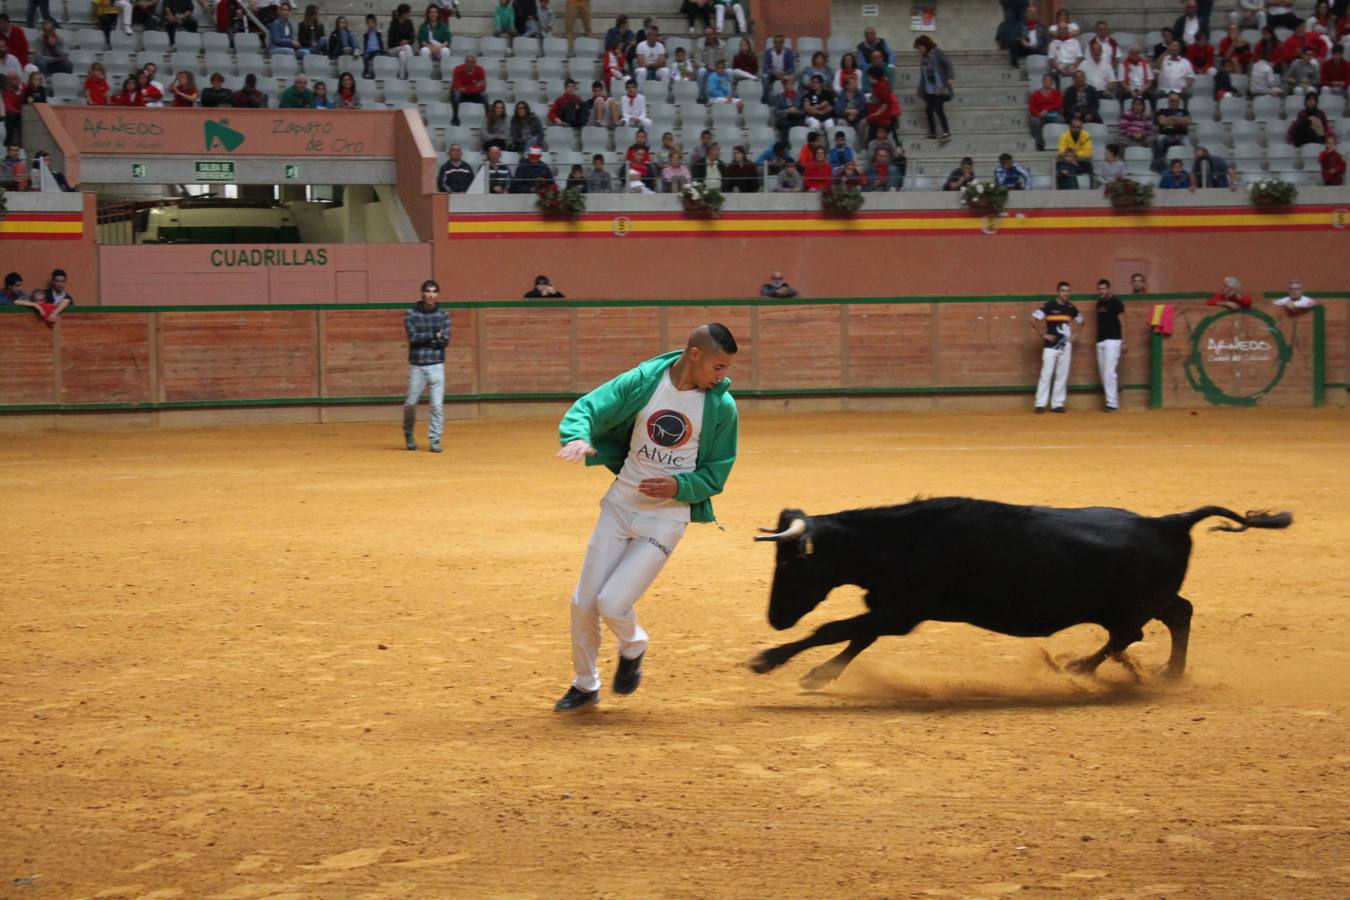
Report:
750,498,1292,689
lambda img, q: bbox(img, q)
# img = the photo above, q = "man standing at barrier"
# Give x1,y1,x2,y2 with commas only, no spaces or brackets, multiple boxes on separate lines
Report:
553,324,740,711
1094,277,1125,412
403,280,450,453
1031,281,1083,414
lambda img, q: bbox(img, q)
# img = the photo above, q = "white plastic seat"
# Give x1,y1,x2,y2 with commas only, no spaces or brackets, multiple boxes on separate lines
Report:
172,32,202,52
271,54,299,77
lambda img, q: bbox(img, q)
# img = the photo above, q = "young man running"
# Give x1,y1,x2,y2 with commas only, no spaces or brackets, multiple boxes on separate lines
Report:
553,324,740,711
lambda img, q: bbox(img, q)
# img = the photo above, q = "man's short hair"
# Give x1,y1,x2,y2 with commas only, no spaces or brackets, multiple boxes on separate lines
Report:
420,279,440,292
4,272,21,288
1097,278,1111,288
692,323,738,355
396,3,411,14
51,268,67,279
960,156,973,166
365,13,376,22
591,80,604,89
592,153,605,162
1057,281,1071,290
564,78,576,86
999,153,1012,163
834,130,846,140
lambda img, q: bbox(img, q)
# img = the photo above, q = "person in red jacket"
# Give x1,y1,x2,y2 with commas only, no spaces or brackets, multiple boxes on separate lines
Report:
0,14,30,68
1185,29,1217,74
1277,22,1327,66
83,63,110,105
109,75,142,106
1218,23,1253,74
1027,73,1063,151
548,77,586,128
1207,276,1253,310
1321,44,1349,92
802,145,833,191
864,65,900,144
450,53,487,126
1320,132,1346,185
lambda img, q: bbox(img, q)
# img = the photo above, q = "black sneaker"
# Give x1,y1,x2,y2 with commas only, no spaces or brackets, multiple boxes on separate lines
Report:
1051,407,1067,413
553,686,599,712
613,651,644,695
1034,407,1046,414
404,433,416,450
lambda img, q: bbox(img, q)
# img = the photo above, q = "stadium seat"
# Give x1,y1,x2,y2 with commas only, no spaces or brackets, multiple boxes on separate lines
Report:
302,54,333,78
272,54,299,78
1188,97,1216,122
1229,74,1249,95
572,37,603,58
1032,175,1052,189
371,56,399,80
74,28,104,51
1230,119,1261,144
415,78,445,102
1252,95,1281,120
506,57,536,82
205,53,236,77
546,125,577,151
477,56,506,80
1097,99,1120,125
459,102,487,128
108,29,135,52
512,41,540,60
480,36,509,56
1232,142,1263,170
1218,95,1246,122
711,103,740,131
1320,95,1346,118
452,36,478,56
672,80,699,106
1282,95,1308,119
172,32,202,53
734,80,760,101
485,77,512,101
203,32,232,53
666,38,691,59
1042,123,1068,148
1266,142,1297,168
541,37,569,58
142,31,170,52
537,57,565,81
102,50,132,72
408,56,434,80
1263,119,1289,145
69,49,97,69
383,79,412,104
51,73,81,99
797,36,823,55
163,50,195,75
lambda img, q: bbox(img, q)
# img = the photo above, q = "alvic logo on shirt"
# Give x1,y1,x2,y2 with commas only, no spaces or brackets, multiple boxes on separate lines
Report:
647,410,692,448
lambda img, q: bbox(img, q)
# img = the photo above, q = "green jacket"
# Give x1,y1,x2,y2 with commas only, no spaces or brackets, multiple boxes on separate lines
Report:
559,350,738,524
279,86,314,109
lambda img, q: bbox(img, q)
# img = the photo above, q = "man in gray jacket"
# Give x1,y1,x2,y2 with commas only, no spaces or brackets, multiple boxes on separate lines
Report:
403,280,450,453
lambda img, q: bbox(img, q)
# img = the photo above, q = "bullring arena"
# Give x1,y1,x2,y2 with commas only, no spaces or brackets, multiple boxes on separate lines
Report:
4,0,1350,896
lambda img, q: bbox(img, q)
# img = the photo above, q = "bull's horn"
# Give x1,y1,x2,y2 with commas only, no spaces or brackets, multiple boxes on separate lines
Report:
754,518,807,542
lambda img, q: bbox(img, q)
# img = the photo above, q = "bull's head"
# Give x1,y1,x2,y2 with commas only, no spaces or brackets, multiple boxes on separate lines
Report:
755,508,834,631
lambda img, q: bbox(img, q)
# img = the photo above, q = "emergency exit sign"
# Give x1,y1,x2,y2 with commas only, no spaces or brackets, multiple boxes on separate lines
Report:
194,160,236,182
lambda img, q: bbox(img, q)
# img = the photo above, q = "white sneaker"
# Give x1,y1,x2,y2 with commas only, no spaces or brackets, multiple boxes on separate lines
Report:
122,24,132,35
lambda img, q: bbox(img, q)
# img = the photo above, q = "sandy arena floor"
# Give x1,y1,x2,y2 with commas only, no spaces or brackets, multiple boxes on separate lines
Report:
2,407,1349,899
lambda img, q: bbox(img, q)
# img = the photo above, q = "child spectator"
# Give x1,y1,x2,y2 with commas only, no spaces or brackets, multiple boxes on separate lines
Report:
827,131,855,172
524,275,565,298
336,72,361,109
202,72,234,107
170,71,199,107
1098,143,1127,182
661,149,690,193
774,158,802,191
1159,158,1192,188
802,145,833,190
586,153,613,193
1320,132,1346,185
724,144,760,192
84,63,110,105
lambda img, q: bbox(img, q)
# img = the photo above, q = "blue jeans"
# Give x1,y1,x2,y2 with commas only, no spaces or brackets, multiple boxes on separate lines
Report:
403,363,445,442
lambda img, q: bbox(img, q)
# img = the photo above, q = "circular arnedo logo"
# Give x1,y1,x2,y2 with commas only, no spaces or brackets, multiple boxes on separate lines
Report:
647,410,692,448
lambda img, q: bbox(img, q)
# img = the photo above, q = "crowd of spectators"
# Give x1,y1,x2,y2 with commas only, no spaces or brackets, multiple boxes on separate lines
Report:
1004,1,1349,188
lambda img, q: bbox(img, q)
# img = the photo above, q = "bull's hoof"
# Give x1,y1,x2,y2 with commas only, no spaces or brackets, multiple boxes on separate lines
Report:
748,651,783,674
1161,663,1187,680
798,666,838,691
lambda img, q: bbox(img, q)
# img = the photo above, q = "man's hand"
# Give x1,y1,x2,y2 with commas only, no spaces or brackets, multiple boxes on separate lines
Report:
1043,333,1055,342
638,476,678,499
558,440,597,462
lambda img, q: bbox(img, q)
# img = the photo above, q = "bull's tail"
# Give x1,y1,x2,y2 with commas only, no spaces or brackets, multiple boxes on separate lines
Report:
1174,506,1294,533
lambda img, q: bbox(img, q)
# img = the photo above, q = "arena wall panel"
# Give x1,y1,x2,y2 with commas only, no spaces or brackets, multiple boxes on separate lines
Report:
0,298,1343,423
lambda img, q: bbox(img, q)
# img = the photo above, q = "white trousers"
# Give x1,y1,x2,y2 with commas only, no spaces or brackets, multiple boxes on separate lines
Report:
403,363,445,441
636,65,670,82
392,44,414,78
1035,344,1072,409
715,3,746,33
570,498,687,693
1096,339,1122,409
115,0,131,28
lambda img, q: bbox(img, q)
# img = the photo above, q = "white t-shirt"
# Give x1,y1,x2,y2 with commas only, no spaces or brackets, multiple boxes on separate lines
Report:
605,368,705,521
1273,293,1316,309
620,92,647,120
1158,56,1195,93
1049,38,1083,69
636,41,666,66
1080,56,1118,91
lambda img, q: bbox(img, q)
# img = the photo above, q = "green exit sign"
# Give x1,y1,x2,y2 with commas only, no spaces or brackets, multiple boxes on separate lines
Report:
131,163,147,179
194,160,236,182
284,164,300,180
